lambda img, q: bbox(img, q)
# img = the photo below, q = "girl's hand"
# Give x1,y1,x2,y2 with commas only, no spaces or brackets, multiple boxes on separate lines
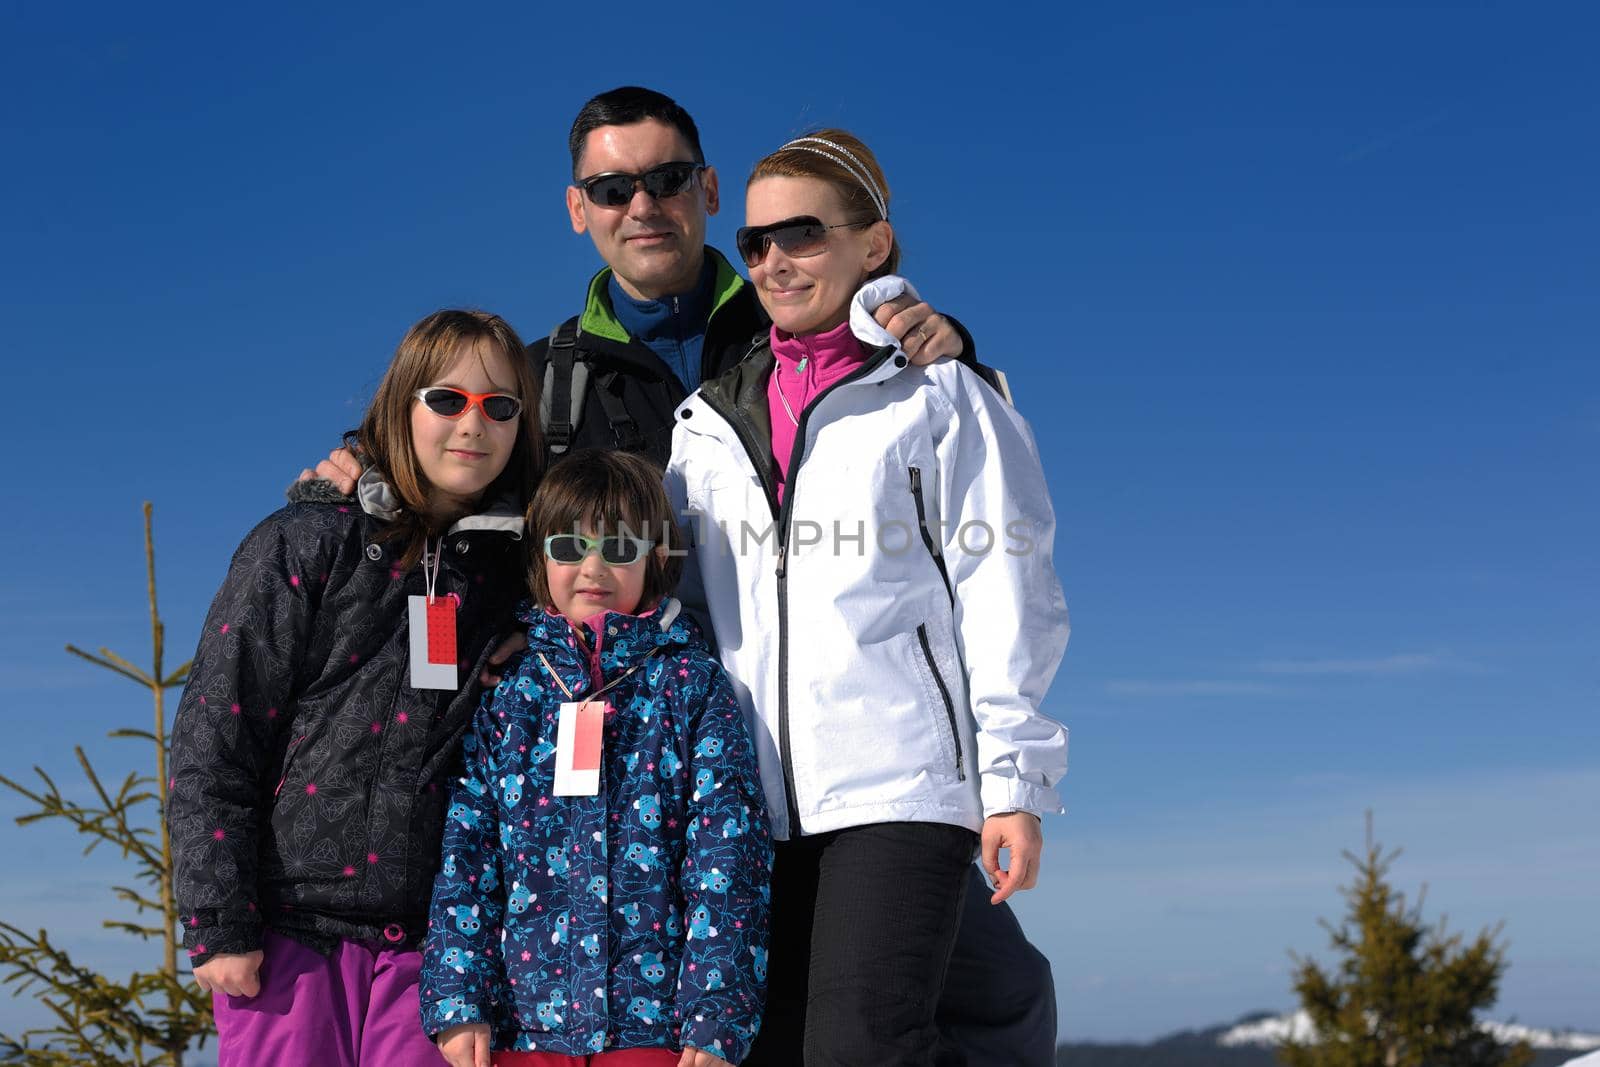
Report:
480,629,529,688
677,1047,734,1067
436,1023,492,1067
192,950,264,998
981,811,1043,904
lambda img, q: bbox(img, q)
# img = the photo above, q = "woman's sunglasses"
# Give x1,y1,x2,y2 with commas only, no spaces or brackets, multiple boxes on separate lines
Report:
413,387,522,423
734,216,874,268
543,533,655,566
578,162,703,207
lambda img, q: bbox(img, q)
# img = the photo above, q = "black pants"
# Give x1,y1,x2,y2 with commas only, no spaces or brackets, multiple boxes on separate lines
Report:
935,865,1058,1066
745,821,979,1067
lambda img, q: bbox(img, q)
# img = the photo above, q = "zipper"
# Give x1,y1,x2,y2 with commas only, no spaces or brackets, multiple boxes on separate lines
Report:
698,344,899,837
274,734,307,797
672,296,687,383
568,623,606,690
588,622,606,689
916,625,965,780
909,467,953,605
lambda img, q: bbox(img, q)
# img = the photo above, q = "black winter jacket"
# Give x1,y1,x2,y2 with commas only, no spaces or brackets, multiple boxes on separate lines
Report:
167,475,525,964
529,248,765,468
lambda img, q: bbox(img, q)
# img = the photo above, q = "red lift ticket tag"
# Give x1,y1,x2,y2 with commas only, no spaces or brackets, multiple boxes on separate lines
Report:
554,700,606,796
408,595,458,690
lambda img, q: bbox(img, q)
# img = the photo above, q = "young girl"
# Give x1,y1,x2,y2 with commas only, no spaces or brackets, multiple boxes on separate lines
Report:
168,309,542,1067
423,449,772,1067
665,131,1071,1065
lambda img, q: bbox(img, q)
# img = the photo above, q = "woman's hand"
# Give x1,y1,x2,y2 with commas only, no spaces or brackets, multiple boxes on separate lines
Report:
436,1023,492,1067
678,1046,735,1067
981,811,1043,904
192,950,264,998
873,295,962,365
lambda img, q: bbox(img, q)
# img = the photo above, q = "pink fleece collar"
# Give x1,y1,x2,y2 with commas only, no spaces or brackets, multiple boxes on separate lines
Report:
770,319,868,375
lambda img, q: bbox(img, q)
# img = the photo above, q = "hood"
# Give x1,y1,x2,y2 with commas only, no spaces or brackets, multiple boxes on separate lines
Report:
848,274,924,354
352,466,523,537
286,471,523,536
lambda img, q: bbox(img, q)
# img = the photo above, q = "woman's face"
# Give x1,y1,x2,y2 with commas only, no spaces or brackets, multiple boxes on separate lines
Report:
409,340,521,519
744,176,889,335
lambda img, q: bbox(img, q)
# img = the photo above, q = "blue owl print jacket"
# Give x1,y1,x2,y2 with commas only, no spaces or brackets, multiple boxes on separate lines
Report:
421,597,773,1063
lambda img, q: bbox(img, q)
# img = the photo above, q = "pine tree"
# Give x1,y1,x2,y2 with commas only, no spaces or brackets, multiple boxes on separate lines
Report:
0,505,213,1066
1280,813,1533,1067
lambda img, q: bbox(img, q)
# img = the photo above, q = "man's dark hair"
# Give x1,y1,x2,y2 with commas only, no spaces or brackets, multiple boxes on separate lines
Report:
568,86,705,179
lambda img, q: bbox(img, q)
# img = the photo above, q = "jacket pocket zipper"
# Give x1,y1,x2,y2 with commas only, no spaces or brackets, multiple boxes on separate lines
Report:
274,734,307,797
909,467,953,604
916,624,964,780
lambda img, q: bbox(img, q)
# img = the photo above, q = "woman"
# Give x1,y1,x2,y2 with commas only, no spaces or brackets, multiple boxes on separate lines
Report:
666,131,1070,1064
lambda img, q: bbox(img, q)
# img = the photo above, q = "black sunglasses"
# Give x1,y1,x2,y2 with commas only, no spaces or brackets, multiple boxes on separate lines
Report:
734,215,874,268
577,162,703,207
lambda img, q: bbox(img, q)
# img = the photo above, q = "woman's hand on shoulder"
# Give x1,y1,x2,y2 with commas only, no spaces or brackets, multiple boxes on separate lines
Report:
436,1022,492,1067
678,1047,735,1067
873,295,962,365
191,950,264,997
981,810,1043,905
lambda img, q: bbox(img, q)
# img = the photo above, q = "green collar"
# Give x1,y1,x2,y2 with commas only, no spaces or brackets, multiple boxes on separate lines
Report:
577,247,746,343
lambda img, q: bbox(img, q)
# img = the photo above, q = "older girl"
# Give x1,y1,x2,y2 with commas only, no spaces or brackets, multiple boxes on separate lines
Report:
666,131,1070,1065
169,310,541,1067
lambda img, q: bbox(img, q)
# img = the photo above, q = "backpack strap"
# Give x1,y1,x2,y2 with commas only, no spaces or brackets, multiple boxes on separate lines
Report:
539,317,586,457
592,369,644,452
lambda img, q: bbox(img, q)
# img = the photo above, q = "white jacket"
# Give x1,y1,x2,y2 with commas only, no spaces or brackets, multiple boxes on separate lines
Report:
666,277,1069,841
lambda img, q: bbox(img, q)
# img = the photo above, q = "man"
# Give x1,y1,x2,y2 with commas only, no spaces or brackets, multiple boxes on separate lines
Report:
310,87,1058,1066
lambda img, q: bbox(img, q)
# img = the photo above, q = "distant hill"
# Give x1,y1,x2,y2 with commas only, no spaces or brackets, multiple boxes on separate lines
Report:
1056,1012,1600,1067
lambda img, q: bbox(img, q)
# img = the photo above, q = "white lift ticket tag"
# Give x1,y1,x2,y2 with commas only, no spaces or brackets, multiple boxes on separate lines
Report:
553,700,606,796
407,595,458,690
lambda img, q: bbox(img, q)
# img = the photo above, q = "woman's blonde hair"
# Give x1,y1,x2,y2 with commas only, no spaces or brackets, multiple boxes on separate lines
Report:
747,128,900,278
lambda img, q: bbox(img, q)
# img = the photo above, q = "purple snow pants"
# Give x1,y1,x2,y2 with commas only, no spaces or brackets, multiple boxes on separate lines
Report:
212,930,446,1067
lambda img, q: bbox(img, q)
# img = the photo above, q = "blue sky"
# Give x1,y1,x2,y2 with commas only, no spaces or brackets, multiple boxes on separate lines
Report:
2,0,1596,1044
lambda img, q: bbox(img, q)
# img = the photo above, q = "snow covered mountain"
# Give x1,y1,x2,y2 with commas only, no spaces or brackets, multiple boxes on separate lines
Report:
1218,1011,1600,1052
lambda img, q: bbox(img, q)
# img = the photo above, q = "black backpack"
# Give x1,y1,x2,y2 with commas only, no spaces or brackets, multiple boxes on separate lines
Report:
538,316,651,460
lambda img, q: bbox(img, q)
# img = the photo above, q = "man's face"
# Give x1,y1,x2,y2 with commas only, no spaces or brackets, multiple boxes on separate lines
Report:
566,119,719,301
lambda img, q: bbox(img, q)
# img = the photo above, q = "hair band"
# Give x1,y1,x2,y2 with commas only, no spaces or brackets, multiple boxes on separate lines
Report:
777,137,889,220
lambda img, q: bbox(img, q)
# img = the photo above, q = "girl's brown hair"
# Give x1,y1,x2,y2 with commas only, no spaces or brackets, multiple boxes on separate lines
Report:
747,128,901,278
526,449,684,612
351,309,542,568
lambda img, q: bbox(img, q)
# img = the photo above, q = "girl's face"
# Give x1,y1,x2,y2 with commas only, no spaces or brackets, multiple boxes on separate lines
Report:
409,340,521,519
744,176,890,335
544,527,660,623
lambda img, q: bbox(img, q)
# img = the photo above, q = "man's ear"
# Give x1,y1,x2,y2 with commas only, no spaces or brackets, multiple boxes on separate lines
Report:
864,220,894,273
701,165,720,217
566,185,588,235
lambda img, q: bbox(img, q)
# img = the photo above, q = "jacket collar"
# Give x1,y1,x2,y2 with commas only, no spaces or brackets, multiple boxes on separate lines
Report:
578,247,748,345
518,596,694,681
355,467,524,537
